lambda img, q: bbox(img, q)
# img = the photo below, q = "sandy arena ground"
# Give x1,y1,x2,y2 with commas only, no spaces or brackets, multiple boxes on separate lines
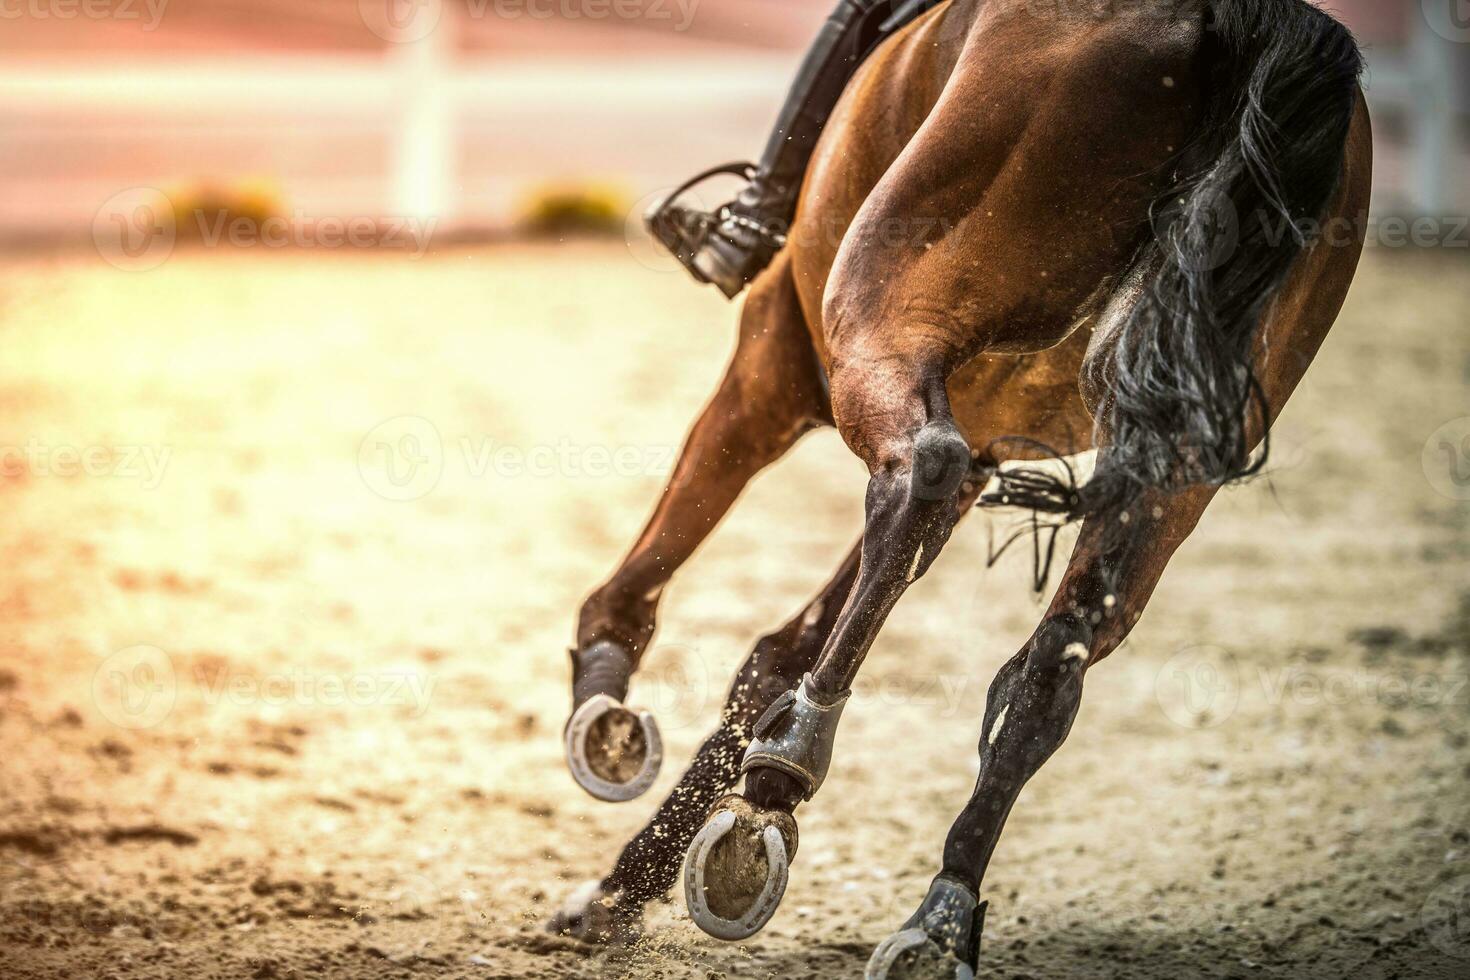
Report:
0,242,1468,979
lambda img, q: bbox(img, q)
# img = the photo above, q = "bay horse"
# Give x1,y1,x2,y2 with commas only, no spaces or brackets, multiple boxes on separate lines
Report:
554,0,1371,974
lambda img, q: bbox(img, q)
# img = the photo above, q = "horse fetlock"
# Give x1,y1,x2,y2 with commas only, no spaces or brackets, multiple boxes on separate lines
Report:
910,422,972,502
740,673,851,801
570,640,634,707
866,876,986,980
684,794,798,940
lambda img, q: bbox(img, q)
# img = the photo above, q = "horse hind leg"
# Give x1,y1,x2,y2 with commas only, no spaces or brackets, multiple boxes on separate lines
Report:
865,479,1214,980
565,254,829,802
682,388,991,939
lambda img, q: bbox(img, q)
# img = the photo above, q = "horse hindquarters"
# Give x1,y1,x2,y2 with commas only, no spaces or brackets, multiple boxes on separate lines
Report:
815,3,1206,463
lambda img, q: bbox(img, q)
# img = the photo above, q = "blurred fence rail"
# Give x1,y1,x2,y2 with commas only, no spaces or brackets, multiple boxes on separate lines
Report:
0,1,1466,245
0,48,790,240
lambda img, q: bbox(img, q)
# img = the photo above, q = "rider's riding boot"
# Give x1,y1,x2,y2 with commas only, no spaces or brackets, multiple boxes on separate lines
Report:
647,0,943,298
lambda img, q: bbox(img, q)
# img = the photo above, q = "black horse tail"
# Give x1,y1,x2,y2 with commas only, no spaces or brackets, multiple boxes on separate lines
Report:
987,0,1362,536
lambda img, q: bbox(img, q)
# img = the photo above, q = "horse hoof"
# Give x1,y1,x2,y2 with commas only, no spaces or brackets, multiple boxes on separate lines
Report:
683,794,797,941
545,880,643,946
865,929,975,980
565,694,663,802
867,878,984,980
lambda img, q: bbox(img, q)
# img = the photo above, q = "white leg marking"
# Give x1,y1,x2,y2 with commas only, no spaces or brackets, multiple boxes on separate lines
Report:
906,544,925,584
987,705,1009,746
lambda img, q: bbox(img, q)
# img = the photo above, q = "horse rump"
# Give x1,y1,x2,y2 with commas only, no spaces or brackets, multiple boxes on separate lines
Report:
986,0,1363,533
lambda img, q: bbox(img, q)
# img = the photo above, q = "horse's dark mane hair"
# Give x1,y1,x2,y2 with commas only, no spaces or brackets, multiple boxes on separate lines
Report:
983,0,1363,558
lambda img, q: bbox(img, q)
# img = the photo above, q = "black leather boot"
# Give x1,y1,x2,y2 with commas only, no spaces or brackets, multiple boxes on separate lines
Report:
647,0,944,299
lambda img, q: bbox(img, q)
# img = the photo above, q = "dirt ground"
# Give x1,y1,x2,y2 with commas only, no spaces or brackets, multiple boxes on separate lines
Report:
0,242,1467,980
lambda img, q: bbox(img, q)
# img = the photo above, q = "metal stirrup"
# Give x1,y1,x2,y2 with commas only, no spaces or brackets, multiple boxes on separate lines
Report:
647,161,757,225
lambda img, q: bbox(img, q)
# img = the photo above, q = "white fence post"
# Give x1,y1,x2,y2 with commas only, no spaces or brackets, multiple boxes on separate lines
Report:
1410,9,1455,216
391,3,456,229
